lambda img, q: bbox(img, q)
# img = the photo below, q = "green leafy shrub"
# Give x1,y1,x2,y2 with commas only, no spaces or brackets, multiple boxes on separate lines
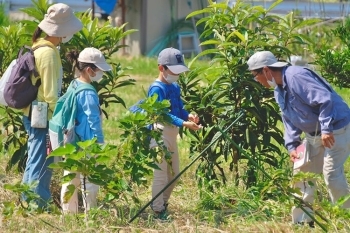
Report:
312,18,350,88
184,0,318,189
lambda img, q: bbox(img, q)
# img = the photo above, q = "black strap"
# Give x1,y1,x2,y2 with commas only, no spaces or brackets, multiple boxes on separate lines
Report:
32,45,51,77
303,68,333,93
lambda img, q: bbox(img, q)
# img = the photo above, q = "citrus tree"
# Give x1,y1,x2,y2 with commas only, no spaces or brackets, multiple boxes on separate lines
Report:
311,18,350,88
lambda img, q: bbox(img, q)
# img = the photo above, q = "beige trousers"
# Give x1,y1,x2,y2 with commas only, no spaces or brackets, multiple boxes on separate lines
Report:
292,123,350,223
60,170,99,213
151,123,180,212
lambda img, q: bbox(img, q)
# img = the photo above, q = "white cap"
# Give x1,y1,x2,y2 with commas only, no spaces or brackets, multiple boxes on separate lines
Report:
38,3,82,37
247,51,289,70
78,47,111,71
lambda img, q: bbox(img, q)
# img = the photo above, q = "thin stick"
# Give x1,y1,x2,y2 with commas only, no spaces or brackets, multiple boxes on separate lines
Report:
128,111,245,223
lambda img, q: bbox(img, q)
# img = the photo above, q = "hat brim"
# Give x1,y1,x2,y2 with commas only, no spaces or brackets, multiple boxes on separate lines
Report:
95,62,112,71
39,16,82,37
248,61,289,70
167,65,189,74
268,61,289,68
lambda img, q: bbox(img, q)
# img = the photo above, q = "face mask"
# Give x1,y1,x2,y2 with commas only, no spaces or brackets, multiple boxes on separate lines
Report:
267,76,277,88
164,73,179,84
89,70,104,82
61,35,73,43
264,72,277,88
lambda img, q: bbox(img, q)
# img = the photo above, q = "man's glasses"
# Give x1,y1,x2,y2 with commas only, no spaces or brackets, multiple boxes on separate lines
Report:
253,71,261,81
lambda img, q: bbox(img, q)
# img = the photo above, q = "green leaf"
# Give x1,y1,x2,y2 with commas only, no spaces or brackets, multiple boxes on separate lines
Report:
61,173,77,183
62,184,76,204
65,151,85,161
266,0,283,12
76,138,97,150
186,8,212,19
49,144,76,157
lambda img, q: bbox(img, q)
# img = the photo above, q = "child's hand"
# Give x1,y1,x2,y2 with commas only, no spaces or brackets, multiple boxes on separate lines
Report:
183,121,203,130
188,113,200,124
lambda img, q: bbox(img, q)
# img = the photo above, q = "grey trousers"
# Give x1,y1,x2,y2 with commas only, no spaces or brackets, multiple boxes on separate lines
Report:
292,123,350,223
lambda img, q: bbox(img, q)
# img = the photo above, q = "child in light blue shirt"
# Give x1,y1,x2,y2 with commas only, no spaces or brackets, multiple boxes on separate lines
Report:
61,47,111,213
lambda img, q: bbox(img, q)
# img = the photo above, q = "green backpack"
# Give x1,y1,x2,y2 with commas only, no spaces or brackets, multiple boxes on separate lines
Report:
49,80,97,151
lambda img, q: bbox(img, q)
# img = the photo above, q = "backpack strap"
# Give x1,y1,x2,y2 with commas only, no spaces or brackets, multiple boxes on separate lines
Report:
72,81,97,96
148,81,167,98
59,81,97,132
26,45,52,78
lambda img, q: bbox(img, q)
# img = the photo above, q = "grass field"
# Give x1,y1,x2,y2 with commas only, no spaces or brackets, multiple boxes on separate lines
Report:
0,56,350,233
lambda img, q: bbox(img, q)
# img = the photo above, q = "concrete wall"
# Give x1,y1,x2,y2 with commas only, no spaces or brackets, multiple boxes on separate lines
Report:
4,0,207,56
122,0,142,56
114,0,207,56
140,0,207,56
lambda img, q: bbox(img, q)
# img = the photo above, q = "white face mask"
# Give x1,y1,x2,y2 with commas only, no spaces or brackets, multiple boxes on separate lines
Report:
267,76,277,88
61,35,73,43
89,70,104,82
264,72,277,88
164,73,179,84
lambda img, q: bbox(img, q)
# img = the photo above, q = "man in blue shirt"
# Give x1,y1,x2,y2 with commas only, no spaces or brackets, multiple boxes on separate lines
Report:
247,51,350,225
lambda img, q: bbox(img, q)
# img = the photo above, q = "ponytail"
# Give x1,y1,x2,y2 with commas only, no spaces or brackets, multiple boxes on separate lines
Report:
32,27,43,43
66,49,80,72
66,49,97,72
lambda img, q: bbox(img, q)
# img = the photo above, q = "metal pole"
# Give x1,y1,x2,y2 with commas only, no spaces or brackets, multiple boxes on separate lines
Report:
128,111,245,223
92,0,95,20
121,0,126,54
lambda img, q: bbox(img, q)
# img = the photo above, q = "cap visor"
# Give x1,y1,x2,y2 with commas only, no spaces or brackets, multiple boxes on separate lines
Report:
167,65,189,74
95,62,112,71
269,61,289,68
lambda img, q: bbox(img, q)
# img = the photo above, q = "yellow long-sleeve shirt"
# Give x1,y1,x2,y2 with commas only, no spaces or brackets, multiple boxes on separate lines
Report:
23,39,62,119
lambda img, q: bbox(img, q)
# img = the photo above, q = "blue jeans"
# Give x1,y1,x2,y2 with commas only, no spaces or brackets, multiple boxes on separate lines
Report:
22,115,53,208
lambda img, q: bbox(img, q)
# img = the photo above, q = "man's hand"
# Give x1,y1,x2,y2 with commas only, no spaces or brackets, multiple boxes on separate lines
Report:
321,132,335,148
290,150,298,162
183,121,202,130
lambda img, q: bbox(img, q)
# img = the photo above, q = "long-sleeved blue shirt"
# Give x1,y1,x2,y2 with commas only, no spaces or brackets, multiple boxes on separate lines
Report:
274,66,350,152
148,80,189,127
74,80,104,143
